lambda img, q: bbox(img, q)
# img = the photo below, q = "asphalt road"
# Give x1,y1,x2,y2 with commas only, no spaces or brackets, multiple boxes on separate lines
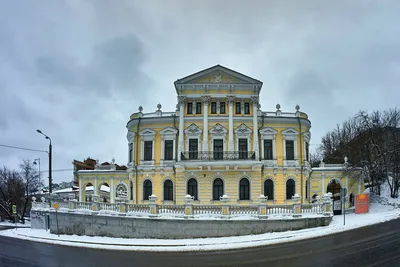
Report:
1,218,400,267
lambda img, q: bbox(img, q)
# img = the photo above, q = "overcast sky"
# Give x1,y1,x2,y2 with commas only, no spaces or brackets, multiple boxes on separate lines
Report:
1,0,399,185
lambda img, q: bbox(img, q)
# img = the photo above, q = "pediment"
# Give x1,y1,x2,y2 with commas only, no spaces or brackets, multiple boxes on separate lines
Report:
209,123,227,134
184,123,202,135
282,128,299,135
234,123,252,134
259,127,277,135
174,65,262,85
160,126,178,135
139,128,157,136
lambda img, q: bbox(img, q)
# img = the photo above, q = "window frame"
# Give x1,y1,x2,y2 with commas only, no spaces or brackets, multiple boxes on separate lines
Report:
187,178,198,200
213,178,224,201
239,178,250,200
285,140,295,161
144,141,153,161
264,179,274,200
286,179,295,200
163,180,173,201
211,102,217,114
244,102,250,114
143,180,152,200
164,140,174,160
187,103,193,114
235,102,241,114
220,102,226,114
196,102,202,114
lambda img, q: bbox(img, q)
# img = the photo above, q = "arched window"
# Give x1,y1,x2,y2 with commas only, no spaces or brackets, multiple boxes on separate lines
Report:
187,178,198,200
213,178,224,200
163,180,173,201
239,178,250,200
143,180,152,200
286,179,295,200
264,179,274,200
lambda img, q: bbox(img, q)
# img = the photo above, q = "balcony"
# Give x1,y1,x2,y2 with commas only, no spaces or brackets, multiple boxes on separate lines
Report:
181,151,256,161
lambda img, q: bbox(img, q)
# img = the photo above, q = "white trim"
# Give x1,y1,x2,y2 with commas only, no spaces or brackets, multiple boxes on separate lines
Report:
259,127,277,162
139,128,156,166
184,123,202,153
160,127,178,164
234,123,252,152
210,123,228,154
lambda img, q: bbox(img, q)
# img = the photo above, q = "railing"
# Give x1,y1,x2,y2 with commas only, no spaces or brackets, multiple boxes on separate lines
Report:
99,203,120,212
159,205,185,214
75,202,92,210
193,205,221,215
126,204,150,213
266,204,293,215
181,151,256,161
301,203,323,214
230,205,258,215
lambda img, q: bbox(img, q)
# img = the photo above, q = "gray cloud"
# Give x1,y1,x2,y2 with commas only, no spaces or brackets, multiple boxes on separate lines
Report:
1,0,400,183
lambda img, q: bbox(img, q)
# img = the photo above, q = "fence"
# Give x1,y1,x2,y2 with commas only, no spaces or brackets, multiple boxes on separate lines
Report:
32,199,332,218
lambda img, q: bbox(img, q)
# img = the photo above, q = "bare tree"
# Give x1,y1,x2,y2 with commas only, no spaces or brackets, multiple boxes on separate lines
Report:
0,166,24,221
19,160,42,222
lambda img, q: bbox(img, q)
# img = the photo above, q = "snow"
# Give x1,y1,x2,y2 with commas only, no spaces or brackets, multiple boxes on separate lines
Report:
1,201,399,252
0,221,30,228
378,178,400,206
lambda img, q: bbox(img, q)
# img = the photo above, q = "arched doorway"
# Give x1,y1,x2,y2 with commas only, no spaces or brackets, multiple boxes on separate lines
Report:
83,182,93,202
98,182,110,202
327,179,342,215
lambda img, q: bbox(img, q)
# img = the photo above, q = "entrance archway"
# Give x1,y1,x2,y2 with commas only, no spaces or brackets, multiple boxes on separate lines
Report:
327,179,342,215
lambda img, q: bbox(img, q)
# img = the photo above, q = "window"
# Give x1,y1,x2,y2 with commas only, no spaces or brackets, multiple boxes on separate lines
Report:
144,141,153,161
213,178,224,200
187,178,198,200
264,179,274,200
239,178,250,200
211,102,217,114
189,139,198,160
264,140,273,160
129,143,133,162
143,180,152,200
239,138,248,159
220,102,226,114
305,142,309,161
196,102,202,114
130,181,133,200
235,102,241,114
286,179,295,200
213,139,223,160
164,140,173,160
244,103,250,114
286,140,294,160
187,103,193,114
163,180,173,201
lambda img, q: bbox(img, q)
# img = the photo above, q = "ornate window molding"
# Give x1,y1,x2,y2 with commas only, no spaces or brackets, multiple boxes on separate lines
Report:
159,127,178,165
126,130,136,167
209,123,228,152
282,128,299,167
139,128,157,166
259,127,278,166
234,123,252,151
303,131,311,162
184,123,202,152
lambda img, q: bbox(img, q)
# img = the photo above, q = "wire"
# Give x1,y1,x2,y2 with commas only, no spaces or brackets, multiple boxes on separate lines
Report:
0,144,48,154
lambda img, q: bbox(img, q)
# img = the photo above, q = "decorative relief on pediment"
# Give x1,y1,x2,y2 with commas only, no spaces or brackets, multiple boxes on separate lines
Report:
192,71,243,83
185,123,202,136
210,123,228,134
234,123,252,134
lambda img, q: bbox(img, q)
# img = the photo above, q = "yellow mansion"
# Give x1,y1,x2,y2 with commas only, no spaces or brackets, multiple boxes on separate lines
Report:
78,65,364,207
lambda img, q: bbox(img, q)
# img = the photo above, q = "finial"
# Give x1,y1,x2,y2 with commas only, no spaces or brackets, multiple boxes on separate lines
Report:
295,104,300,111
138,106,143,112
276,104,281,110
157,103,162,110
344,156,348,163
111,158,115,164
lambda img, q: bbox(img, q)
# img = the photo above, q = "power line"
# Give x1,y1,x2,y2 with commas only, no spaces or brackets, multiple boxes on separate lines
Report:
0,144,48,154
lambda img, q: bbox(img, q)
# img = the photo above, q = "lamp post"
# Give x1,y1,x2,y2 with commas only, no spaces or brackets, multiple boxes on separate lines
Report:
36,130,52,194
33,158,40,180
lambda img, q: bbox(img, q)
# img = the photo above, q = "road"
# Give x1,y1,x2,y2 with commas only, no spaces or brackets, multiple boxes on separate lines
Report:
1,218,400,267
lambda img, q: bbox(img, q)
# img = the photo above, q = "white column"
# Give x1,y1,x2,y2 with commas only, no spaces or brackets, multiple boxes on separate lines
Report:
79,177,83,201
173,137,176,160
110,178,115,203
272,138,277,159
321,174,325,196
202,96,210,151
251,96,259,160
227,96,235,151
178,96,186,161
160,136,164,165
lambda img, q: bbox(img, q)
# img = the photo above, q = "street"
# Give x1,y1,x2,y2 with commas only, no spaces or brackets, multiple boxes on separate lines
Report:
1,218,400,267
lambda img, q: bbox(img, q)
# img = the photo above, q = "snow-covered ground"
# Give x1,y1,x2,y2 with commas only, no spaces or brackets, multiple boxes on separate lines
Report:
0,198,399,252
0,221,30,228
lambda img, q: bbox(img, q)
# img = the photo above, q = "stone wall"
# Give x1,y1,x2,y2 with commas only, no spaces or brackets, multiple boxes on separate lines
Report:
47,211,332,239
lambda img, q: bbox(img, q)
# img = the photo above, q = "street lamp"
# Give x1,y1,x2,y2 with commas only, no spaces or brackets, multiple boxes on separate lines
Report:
33,158,40,180
36,129,52,193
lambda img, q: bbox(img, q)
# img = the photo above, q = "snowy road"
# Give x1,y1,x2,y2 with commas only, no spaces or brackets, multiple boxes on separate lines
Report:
1,218,400,267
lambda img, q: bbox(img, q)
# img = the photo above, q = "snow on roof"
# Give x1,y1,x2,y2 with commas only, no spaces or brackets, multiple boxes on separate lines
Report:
52,185,110,194
85,185,110,192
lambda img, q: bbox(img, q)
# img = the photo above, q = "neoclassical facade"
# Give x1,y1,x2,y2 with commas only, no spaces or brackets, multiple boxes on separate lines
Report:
78,65,363,206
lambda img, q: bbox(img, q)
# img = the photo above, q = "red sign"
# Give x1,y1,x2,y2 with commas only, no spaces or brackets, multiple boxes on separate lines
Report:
355,194,369,214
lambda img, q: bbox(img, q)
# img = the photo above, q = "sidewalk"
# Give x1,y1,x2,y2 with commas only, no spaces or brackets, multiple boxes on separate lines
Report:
0,202,399,252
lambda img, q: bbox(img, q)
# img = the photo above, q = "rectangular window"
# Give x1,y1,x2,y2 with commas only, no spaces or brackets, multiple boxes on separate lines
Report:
189,139,198,160
196,102,202,114
239,138,248,159
129,143,133,162
220,102,226,114
235,102,241,114
211,102,217,114
164,140,173,160
264,140,273,160
306,142,309,161
213,139,223,160
144,141,153,161
286,140,295,160
187,103,193,114
244,103,250,114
